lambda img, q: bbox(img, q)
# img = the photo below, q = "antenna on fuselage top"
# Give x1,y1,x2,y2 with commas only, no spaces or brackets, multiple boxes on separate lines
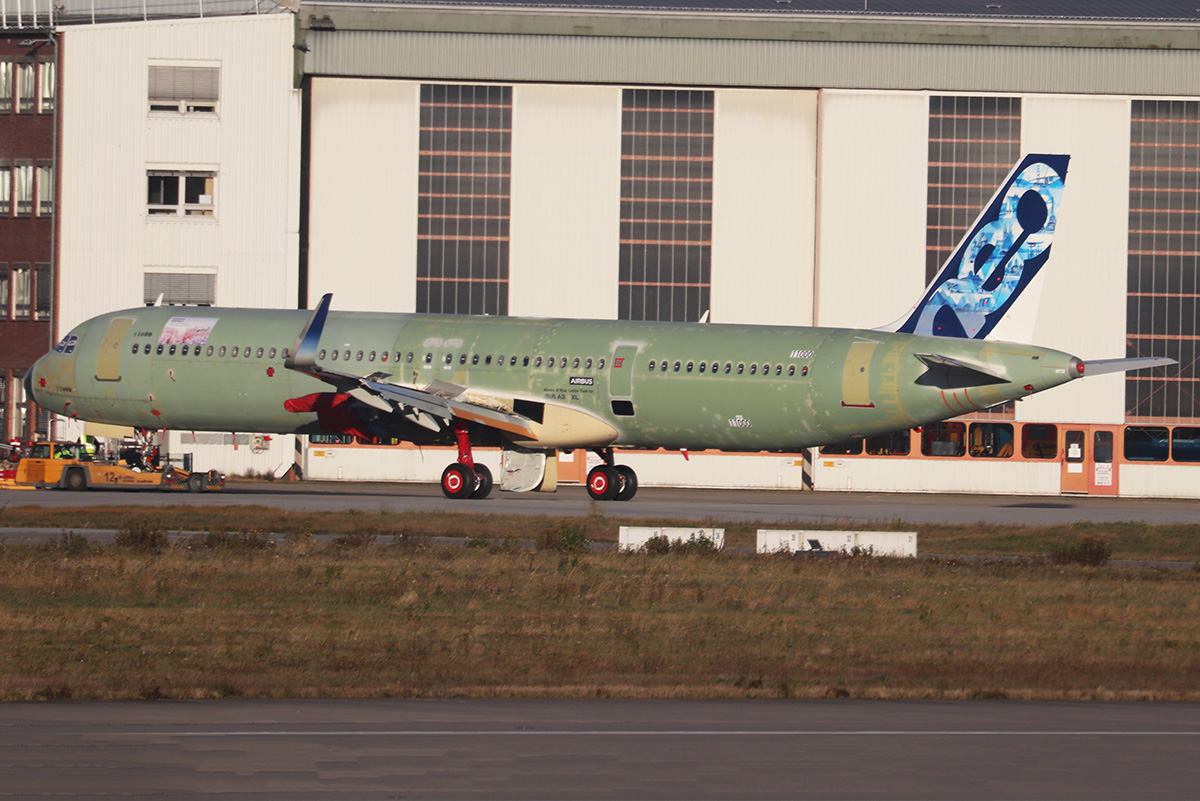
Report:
699,310,710,324
153,293,163,307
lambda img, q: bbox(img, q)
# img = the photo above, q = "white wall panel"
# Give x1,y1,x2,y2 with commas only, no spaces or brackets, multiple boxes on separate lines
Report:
815,91,929,330
509,84,622,319
711,89,817,326
1018,96,1131,425
814,456,1062,495
308,78,420,313
59,14,301,336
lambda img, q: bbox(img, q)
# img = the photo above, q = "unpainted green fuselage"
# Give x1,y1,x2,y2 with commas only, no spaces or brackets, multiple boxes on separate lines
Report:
29,307,1081,451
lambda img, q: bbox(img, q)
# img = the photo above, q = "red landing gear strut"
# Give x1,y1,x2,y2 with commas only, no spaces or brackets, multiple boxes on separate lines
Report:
439,424,493,500
586,447,638,502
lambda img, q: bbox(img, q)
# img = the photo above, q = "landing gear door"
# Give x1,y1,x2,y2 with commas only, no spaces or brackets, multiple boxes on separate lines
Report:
95,317,135,382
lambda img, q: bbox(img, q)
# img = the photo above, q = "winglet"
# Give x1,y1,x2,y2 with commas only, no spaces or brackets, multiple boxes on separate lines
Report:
285,293,333,375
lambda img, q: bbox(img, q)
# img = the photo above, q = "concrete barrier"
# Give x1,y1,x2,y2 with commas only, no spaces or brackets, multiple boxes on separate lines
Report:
757,529,917,557
619,526,725,551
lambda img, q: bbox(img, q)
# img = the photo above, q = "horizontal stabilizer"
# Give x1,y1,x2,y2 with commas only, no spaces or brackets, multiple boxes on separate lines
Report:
1080,356,1176,377
914,352,1008,389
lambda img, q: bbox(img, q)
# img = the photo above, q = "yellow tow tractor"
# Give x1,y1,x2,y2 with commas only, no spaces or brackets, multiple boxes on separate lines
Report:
14,441,224,492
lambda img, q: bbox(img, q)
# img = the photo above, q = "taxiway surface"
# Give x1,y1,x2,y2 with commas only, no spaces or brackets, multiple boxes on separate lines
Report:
3,698,1198,800
2,480,1199,526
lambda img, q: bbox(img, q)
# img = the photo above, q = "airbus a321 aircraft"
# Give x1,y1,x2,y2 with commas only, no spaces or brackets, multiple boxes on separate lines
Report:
26,154,1173,501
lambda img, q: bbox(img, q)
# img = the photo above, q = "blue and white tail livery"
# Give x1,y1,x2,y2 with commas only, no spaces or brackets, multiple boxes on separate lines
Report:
881,154,1069,340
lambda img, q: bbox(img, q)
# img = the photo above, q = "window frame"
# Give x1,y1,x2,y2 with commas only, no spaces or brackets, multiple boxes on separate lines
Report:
147,168,217,219
148,62,219,117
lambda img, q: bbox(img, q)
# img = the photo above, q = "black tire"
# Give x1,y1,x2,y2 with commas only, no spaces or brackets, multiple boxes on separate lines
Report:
614,465,638,501
64,468,87,492
586,465,620,501
470,463,494,499
187,473,204,493
441,462,474,499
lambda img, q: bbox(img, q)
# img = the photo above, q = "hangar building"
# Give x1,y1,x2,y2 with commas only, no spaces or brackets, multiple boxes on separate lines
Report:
29,0,1200,497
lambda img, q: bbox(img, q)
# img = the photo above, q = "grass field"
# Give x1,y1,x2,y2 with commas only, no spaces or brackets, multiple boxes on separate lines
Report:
3,502,1200,561
1,509,1198,702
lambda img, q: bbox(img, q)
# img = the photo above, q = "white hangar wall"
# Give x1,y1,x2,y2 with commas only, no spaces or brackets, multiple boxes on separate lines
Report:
307,79,819,325
58,13,302,336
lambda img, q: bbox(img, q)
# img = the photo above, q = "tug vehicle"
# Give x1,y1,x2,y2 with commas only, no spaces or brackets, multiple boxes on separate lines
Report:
14,441,223,492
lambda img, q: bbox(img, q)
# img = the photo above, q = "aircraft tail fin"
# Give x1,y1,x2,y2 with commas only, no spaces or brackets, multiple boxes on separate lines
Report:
878,153,1070,340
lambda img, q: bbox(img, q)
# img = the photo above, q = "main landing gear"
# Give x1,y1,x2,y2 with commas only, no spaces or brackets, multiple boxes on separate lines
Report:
586,448,638,502
440,425,493,500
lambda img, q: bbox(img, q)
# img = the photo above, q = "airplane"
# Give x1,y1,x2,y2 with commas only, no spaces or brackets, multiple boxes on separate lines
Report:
25,153,1174,501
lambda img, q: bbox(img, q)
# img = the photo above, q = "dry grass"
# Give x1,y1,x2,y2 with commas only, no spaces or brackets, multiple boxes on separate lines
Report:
1,539,1197,701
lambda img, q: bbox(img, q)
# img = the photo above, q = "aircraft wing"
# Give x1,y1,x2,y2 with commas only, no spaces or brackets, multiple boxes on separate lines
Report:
284,294,537,440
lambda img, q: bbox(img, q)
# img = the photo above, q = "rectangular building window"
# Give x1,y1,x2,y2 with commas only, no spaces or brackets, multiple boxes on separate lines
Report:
14,163,33,216
16,61,34,114
0,374,6,442
38,59,54,113
619,88,714,322
416,83,511,316
0,163,10,215
36,163,52,216
144,271,216,306
0,61,11,113
149,64,219,115
34,263,50,321
148,170,215,217
0,265,8,320
12,263,30,320
1127,100,1200,421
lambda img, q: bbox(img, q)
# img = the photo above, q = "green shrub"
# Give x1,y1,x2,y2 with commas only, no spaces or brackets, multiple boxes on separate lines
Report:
539,522,590,553
192,530,275,551
1053,536,1114,566
114,520,169,553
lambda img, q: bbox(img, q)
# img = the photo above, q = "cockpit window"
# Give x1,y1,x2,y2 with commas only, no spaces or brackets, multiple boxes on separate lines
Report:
55,335,78,354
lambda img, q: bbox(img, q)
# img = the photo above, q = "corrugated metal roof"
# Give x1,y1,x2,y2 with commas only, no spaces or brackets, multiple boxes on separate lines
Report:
303,0,1200,24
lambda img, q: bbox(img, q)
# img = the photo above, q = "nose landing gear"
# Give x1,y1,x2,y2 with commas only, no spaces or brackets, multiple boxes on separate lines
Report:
440,424,493,500
586,449,638,501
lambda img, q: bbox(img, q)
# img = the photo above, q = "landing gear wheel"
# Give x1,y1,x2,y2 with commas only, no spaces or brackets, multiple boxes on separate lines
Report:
587,465,620,501
470,463,493,500
614,465,638,501
65,468,86,492
187,473,204,493
441,462,475,499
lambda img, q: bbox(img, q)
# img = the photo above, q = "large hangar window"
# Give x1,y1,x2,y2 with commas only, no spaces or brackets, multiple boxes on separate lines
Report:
618,88,713,322
926,95,1021,419
925,96,1022,283
1127,100,1199,420
416,83,511,316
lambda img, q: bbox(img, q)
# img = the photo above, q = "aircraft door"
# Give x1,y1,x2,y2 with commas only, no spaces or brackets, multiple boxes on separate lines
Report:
95,317,135,382
841,340,878,408
609,345,638,398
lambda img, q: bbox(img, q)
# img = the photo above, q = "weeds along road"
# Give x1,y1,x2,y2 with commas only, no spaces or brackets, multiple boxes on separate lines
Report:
3,481,1200,526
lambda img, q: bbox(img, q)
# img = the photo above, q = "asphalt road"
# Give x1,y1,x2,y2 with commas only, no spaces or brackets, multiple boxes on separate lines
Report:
3,480,1200,526
3,698,1197,800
